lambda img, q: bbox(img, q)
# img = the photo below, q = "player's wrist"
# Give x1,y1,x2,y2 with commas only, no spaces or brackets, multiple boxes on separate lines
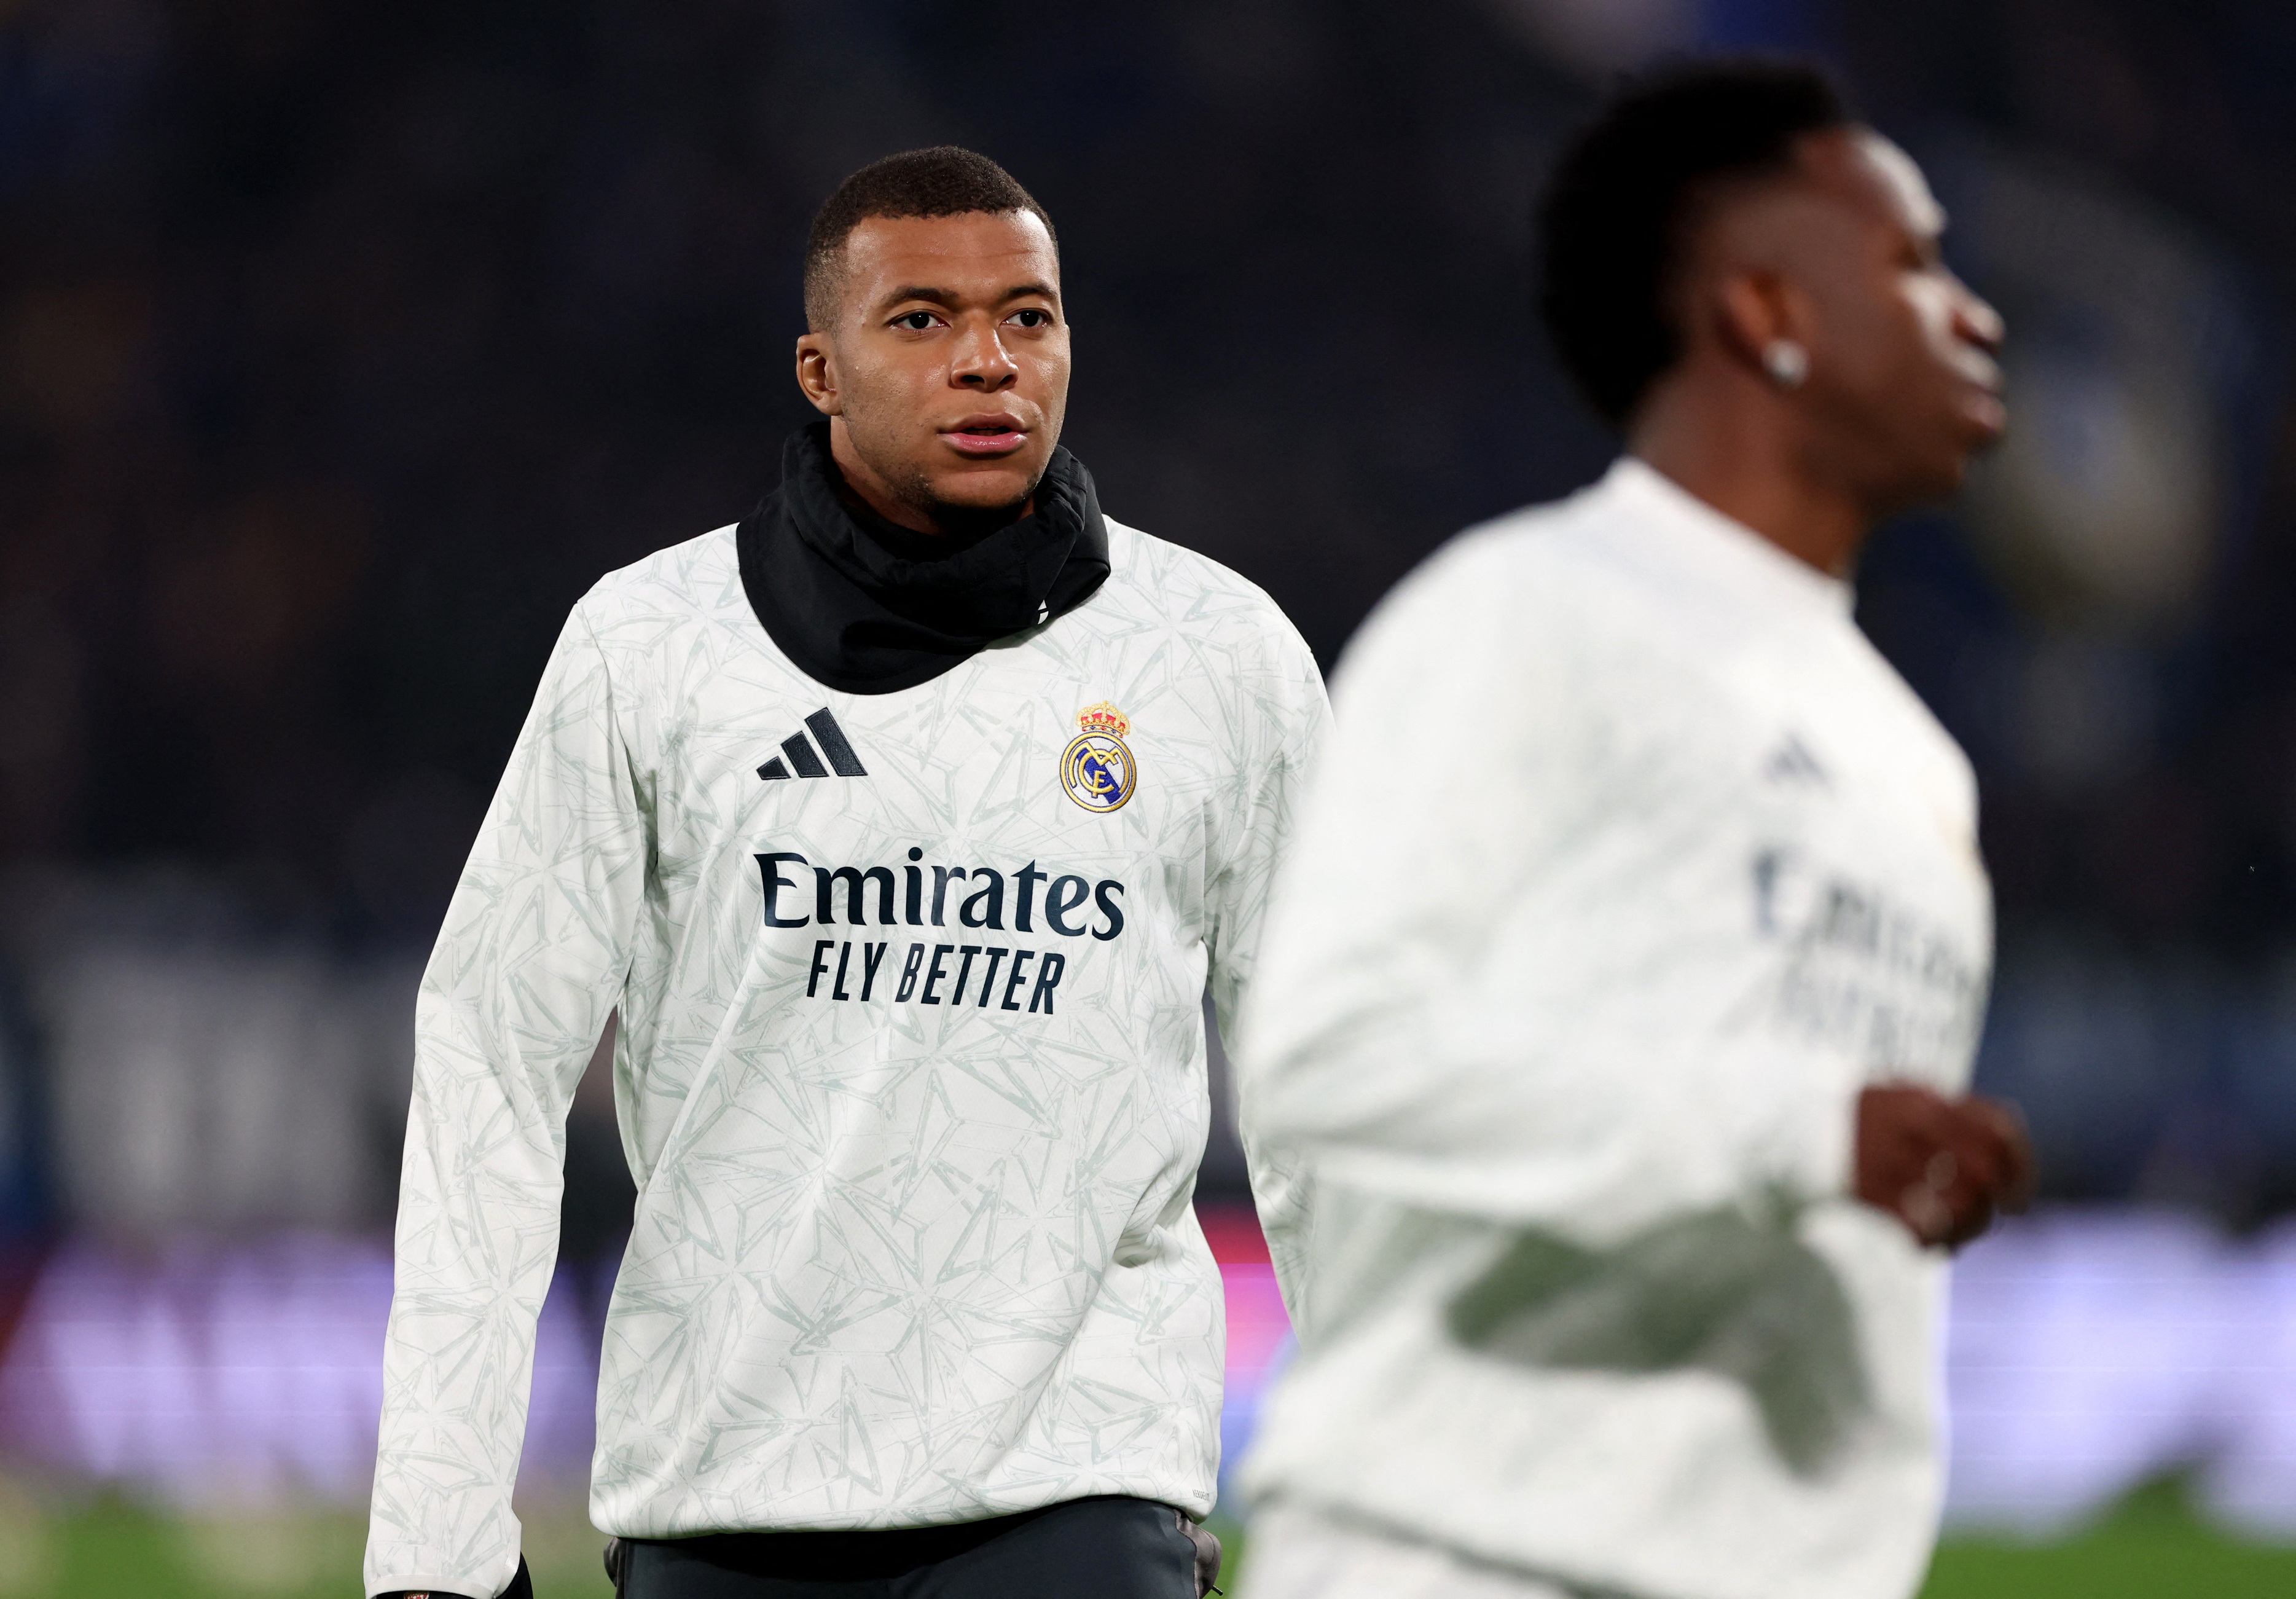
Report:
375,1554,533,1599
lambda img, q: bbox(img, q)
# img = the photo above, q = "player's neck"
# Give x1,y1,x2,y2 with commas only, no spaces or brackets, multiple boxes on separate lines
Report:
1628,377,1869,579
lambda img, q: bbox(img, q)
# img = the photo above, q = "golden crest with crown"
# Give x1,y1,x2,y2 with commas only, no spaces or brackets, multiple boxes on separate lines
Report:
1060,702,1137,813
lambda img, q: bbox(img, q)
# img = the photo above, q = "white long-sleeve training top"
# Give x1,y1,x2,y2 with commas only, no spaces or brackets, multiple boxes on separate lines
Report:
363,520,1327,1599
1234,459,1992,1599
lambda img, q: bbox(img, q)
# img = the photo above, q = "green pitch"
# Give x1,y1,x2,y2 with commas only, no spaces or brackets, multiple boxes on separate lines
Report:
2,1479,2290,1597
1915,1478,2296,1598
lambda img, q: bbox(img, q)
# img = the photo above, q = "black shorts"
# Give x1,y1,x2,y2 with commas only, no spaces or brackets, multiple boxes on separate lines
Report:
611,1497,1216,1599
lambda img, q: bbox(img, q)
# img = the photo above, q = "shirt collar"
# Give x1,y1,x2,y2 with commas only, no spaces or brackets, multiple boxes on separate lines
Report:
1601,455,1857,621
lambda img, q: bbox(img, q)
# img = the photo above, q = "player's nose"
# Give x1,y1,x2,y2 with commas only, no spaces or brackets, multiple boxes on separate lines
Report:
950,318,1019,390
1951,276,2004,355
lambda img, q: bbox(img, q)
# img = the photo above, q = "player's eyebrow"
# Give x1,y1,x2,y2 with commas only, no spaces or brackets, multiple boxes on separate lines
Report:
876,281,1062,313
877,285,958,311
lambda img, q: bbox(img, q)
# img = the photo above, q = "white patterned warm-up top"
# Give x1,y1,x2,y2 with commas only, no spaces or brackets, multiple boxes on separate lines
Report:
363,518,1327,1599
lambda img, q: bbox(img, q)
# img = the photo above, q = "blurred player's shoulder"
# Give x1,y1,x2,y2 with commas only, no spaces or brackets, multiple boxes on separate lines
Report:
1337,469,1651,682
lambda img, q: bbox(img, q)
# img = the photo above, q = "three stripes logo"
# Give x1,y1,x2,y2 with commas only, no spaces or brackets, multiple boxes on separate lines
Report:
1763,732,1830,788
758,708,868,782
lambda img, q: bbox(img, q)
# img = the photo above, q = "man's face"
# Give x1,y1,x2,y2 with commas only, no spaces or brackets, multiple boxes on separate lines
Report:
795,211,1068,530
1758,130,2006,509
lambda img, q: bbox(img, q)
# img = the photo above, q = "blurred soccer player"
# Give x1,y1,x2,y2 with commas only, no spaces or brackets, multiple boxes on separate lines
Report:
363,147,1326,1599
1232,63,2034,1599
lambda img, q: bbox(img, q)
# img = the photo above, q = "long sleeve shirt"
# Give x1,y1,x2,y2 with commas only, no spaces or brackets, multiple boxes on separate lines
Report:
1234,458,1992,1599
364,517,1328,1599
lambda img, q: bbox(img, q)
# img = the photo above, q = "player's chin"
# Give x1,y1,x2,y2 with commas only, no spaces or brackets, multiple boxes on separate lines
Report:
1958,385,2008,448
1911,406,2004,496
927,457,1043,511
1945,421,2007,485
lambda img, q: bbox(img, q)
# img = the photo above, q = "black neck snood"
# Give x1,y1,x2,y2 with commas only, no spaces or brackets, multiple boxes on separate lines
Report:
735,422,1112,695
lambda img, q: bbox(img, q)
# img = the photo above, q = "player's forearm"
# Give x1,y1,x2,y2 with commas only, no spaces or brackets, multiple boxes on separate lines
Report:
366,1045,568,1597
365,1031,601,1589
367,602,645,1598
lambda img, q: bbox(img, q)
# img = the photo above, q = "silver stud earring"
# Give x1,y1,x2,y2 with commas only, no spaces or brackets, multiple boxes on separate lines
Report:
1763,339,1809,388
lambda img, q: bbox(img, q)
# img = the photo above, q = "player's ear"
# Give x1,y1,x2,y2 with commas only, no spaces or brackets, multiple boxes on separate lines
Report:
1713,269,1809,383
794,331,842,417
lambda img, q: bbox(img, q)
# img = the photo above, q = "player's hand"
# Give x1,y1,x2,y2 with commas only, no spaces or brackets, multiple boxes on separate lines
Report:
1854,1083,2035,1250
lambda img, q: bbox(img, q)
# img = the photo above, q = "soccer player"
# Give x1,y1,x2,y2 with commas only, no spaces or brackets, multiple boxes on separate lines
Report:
1232,64,2034,1599
364,147,1326,1599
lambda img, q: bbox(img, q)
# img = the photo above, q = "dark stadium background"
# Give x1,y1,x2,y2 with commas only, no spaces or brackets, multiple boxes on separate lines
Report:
6,1,2296,1593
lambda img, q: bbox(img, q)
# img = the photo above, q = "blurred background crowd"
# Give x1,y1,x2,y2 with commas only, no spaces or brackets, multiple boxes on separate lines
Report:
6,0,2296,1592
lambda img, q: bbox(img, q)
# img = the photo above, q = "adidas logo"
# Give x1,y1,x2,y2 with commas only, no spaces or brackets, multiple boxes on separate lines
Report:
759,708,868,781
1763,732,1829,787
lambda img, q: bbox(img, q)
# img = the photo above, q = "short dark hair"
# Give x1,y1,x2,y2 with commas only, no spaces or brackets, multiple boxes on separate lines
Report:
1537,60,1854,428
804,146,1057,330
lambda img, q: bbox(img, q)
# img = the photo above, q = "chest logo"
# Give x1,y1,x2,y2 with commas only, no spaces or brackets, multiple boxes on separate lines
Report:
1762,731,1830,788
758,707,869,781
1060,702,1137,814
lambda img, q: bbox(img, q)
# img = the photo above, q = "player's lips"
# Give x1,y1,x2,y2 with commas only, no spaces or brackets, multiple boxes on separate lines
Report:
939,414,1028,456
1959,371,2008,437
1951,352,2007,438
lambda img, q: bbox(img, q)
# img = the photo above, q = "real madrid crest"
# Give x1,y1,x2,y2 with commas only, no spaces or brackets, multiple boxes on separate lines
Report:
1061,702,1137,813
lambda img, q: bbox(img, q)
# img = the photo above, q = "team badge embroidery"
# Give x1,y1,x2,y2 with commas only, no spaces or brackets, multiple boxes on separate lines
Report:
1060,702,1137,813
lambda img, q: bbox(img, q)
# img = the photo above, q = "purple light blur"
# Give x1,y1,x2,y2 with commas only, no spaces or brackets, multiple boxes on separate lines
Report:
1,1210,2292,1537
